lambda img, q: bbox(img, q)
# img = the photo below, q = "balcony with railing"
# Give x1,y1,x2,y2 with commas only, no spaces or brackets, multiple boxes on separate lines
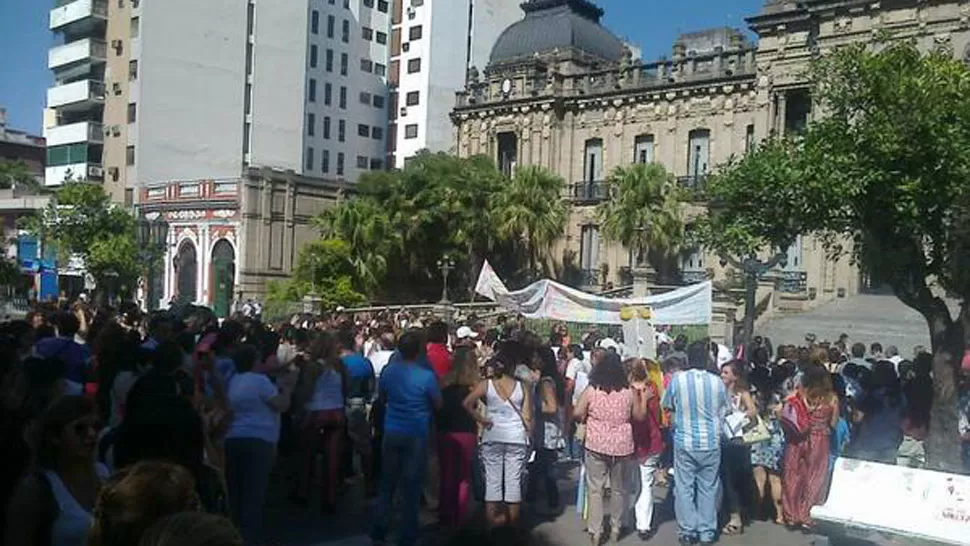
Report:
50,0,107,31
676,174,709,200
47,79,105,111
48,38,107,70
46,121,103,147
569,181,609,204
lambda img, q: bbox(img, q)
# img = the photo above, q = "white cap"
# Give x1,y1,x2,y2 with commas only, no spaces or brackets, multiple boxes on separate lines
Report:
598,338,620,352
456,326,479,339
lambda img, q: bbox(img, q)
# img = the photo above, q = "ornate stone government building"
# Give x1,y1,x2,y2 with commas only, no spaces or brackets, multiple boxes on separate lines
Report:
452,0,970,314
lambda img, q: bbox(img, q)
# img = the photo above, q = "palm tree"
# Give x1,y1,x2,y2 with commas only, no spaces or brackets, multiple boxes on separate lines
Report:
597,163,684,281
315,197,401,291
491,165,569,278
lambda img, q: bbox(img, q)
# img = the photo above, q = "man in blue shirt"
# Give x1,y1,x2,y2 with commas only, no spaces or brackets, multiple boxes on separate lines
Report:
662,341,729,546
338,329,376,494
371,330,441,546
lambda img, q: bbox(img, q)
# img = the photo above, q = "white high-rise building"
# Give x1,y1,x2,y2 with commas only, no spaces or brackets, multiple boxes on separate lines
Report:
43,0,392,309
45,0,390,200
388,0,521,168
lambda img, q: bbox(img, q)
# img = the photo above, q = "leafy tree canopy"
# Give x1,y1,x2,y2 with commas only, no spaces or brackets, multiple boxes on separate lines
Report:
266,238,367,309
20,181,139,286
700,40,970,470
0,159,42,192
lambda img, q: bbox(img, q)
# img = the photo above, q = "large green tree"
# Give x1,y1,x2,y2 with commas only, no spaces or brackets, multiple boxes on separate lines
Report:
316,152,517,301
491,165,569,279
21,182,139,294
702,41,970,470
265,238,367,310
597,163,684,281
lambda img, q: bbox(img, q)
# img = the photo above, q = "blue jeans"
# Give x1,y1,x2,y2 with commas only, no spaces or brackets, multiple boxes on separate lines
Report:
673,446,721,543
371,433,428,546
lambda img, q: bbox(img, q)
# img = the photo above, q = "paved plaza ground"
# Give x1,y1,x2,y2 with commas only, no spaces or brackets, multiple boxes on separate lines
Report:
759,294,939,353
262,462,905,546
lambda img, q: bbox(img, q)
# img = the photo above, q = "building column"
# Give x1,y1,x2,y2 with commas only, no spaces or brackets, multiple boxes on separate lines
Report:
776,91,788,136
198,223,211,305
162,228,174,303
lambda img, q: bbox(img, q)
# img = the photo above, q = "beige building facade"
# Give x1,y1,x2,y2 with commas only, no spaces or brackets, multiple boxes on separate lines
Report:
452,0,970,316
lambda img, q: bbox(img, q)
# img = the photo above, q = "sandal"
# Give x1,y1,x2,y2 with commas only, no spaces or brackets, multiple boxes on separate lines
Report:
721,516,743,536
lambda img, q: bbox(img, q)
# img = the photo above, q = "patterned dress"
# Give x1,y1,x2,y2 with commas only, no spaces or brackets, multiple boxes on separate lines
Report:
750,392,785,472
781,400,834,526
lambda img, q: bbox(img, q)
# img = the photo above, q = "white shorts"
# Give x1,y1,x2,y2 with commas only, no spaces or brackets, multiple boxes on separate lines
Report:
480,442,529,503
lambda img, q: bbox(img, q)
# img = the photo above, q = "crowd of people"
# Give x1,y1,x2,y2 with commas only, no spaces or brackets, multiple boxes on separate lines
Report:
0,299,959,546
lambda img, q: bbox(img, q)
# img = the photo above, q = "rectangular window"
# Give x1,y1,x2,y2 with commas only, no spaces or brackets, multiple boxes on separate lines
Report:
323,116,331,139
362,27,373,40
374,63,386,77
305,147,315,170
745,124,756,154
130,16,139,38
687,129,711,177
308,78,317,102
405,91,419,106
363,0,373,6
633,134,654,164
338,119,346,142
580,225,600,272
127,103,136,123
359,91,371,104
337,152,345,176
343,0,349,7
358,124,369,137
360,58,373,73
357,155,369,169
378,0,388,12
322,150,330,173
584,138,603,181
373,95,385,108
126,145,136,166
128,60,138,80
311,10,319,34
339,86,347,109
340,53,348,76
376,31,387,45
372,126,384,140
307,113,316,136
404,124,418,139
409,25,423,41
342,19,350,43
310,45,318,68
407,58,421,73
324,83,332,105
327,15,335,38
370,158,383,170
326,49,333,72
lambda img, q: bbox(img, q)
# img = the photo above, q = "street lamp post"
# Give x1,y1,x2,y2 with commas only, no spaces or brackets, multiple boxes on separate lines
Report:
137,217,169,312
437,258,455,304
720,252,787,351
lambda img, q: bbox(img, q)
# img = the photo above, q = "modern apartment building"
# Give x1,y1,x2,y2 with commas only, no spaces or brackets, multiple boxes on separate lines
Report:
388,0,521,168
43,0,386,308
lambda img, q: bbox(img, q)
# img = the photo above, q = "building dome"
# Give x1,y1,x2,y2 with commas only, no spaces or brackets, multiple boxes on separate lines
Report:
489,0,625,64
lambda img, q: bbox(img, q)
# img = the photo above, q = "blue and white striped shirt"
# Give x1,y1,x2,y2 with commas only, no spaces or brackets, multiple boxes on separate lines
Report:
662,369,729,452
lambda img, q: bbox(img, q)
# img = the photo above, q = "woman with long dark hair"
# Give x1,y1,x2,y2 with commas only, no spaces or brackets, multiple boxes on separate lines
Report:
574,352,648,545
527,346,565,510
293,332,346,513
719,359,757,535
4,396,108,546
850,361,905,464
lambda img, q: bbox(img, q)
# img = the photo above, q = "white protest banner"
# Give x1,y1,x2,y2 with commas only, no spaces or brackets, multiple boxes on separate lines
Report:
474,260,712,325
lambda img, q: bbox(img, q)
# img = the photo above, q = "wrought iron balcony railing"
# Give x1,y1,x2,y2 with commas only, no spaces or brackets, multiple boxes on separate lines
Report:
569,181,609,204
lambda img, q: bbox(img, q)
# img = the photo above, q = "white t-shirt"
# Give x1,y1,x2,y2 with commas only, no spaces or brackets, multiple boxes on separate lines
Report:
370,350,394,379
565,358,591,405
226,372,281,444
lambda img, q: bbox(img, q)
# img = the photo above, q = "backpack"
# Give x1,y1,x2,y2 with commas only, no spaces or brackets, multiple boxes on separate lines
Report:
780,394,810,440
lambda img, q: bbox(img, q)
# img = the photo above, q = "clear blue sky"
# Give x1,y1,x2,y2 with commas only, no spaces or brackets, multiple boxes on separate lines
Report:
0,0,765,135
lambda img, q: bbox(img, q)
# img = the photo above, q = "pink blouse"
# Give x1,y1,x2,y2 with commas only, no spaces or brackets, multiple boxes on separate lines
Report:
585,388,635,457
